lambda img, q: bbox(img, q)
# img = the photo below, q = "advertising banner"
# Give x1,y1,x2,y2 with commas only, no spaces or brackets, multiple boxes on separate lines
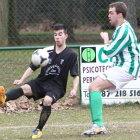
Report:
80,45,140,105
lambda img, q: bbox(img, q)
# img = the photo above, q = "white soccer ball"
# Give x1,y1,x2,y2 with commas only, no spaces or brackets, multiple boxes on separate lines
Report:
31,49,49,67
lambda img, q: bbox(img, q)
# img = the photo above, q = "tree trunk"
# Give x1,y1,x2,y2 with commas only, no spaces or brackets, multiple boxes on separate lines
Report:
122,0,137,34
8,0,23,46
0,0,8,46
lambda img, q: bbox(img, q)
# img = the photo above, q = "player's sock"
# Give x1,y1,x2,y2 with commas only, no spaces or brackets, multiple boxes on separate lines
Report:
5,88,24,102
89,91,103,127
37,105,51,130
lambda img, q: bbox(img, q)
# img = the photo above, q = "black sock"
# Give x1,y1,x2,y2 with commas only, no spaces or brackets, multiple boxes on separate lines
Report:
5,88,24,102
37,105,51,131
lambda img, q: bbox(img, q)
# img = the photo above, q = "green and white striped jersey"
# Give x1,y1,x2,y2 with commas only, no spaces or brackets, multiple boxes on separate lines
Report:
103,21,140,77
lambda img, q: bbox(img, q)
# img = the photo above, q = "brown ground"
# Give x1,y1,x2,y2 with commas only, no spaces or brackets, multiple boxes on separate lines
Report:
0,96,80,114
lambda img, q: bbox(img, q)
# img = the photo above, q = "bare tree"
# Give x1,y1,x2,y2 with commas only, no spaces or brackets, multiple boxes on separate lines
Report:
8,0,22,46
0,0,8,46
0,0,23,46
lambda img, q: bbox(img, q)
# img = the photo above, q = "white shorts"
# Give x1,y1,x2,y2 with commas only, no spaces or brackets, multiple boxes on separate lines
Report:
99,66,134,93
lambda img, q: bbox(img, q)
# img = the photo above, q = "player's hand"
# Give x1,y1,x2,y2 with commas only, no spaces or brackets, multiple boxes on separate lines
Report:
100,32,109,44
13,80,23,85
109,40,112,44
69,89,76,99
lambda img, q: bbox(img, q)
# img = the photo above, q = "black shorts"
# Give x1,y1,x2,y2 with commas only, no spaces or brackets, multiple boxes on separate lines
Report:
25,80,65,104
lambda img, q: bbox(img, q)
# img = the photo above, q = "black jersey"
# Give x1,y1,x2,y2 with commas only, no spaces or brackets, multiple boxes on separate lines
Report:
29,46,79,94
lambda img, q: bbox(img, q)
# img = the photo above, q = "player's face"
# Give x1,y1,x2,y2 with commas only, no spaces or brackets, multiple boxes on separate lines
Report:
54,29,68,47
108,7,119,27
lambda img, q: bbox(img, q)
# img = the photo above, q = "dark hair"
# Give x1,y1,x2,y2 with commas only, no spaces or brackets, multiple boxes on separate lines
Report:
109,2,127,18
53,24,67,34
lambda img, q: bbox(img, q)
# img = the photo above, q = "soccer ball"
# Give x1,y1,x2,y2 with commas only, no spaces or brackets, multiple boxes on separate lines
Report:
31,49,49,67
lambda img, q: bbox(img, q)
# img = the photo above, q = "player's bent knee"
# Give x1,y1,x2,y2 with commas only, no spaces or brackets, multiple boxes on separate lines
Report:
43,96,53,106
21,84,32,96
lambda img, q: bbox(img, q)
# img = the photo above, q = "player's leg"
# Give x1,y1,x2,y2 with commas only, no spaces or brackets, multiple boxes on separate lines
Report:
37,95,52,130
89,76,115,127
90,76,114,126
32,88,63,139
32,95,52,139
82,67,134,135
82,76,114,135
0,84,33,107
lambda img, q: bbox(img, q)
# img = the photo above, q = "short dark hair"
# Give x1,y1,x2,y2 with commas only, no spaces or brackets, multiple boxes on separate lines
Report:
109,2,127,18
53,24,67,34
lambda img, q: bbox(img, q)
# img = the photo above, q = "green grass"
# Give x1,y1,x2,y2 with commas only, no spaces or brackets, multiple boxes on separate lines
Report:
18,29,140,46
0,48,80,101
19,29,140,35
20,31,54,36
1,103,140,139
1,45,140,139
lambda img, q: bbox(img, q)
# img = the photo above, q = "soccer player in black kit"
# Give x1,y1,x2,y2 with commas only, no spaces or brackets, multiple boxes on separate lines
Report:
0,24,79,139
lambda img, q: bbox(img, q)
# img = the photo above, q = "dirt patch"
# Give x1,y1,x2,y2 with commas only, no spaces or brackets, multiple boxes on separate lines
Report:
0,96,80,114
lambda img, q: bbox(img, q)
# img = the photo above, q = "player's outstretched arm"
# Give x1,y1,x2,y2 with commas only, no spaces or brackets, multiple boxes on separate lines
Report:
69,76,79,99
13,67,34,85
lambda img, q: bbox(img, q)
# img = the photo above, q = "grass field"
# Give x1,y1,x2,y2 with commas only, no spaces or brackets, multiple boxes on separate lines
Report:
1,103,140,140
0,46,140,139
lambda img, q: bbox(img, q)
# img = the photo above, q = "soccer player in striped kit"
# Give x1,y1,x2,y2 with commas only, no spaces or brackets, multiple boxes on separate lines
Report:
82,2,140,135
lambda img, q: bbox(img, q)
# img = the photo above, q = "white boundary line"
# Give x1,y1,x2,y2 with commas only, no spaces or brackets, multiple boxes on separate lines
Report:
1,122,140,129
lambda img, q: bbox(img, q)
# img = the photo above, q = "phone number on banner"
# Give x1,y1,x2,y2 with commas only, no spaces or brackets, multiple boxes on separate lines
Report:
102,89,140,98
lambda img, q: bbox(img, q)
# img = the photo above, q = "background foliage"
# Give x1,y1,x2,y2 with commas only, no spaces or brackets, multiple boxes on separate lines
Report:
0,0,140,46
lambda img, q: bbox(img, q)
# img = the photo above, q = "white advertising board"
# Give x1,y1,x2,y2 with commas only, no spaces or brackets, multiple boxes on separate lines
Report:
80,45,140,105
